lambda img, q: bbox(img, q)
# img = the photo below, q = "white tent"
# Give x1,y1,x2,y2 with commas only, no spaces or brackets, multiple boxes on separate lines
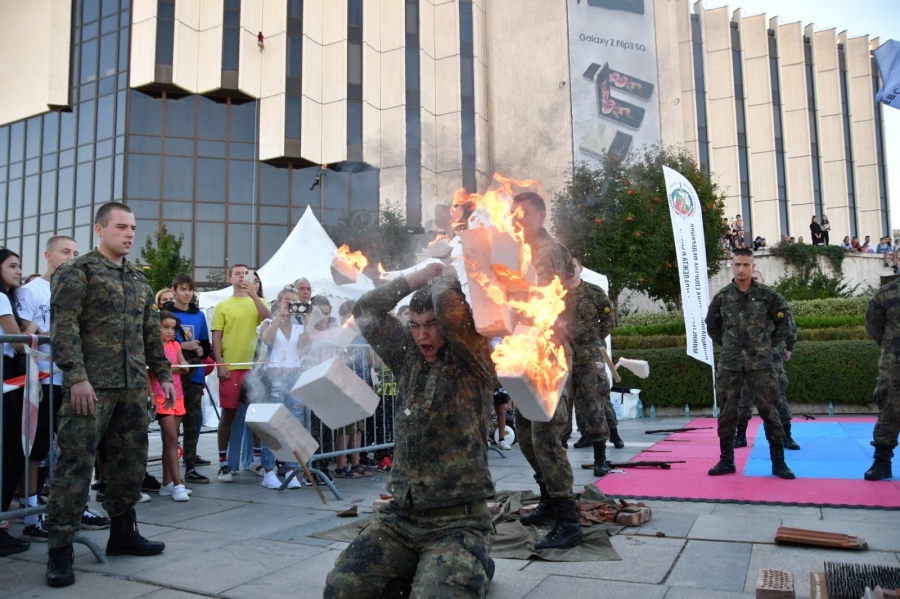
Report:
198,206,375,310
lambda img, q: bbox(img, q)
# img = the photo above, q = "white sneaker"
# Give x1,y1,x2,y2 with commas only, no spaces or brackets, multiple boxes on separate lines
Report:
247,463,265,477
499,440,512,451
172,484,190,502
218,465,233,483
159,482,192,497
286,475,302,489
137,492,151,503
262,470,282,489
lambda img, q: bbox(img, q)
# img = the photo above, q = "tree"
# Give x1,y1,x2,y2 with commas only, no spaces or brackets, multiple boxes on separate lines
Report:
326,202,416,276
135,225,193,293
552,145,728,322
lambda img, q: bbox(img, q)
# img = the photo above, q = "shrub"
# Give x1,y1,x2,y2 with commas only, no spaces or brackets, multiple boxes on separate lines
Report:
613,335,686,350
793,315,865,329
612,326,871,350
798,327,869,342
789,297,869,318
616,340,879,408
774,271,861,301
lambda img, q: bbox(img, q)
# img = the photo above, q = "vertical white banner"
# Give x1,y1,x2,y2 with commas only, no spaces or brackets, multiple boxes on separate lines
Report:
663,166,715,367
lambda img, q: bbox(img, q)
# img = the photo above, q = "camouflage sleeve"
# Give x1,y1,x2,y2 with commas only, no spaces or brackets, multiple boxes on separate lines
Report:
596,288,613,339
705,293,723,346
432,275,494,384
143,285,172,384
768,291,793,349
353,277,414,374
784,314,798,352
865,291,885,347
50,265,88,385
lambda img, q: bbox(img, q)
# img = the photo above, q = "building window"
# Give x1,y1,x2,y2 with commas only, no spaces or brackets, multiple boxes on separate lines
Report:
222,0,241,72
690,14,709,175
156,0,175,66
347,0,363,161
459,0,476,194
769,34,789,237
731,25,751,234
405,0,421,227
872,59,890,236
839,48,858,238
804,41,823,219
285,0,303,141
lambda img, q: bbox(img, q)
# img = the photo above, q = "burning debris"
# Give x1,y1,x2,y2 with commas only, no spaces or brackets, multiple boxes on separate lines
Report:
332,244,369,283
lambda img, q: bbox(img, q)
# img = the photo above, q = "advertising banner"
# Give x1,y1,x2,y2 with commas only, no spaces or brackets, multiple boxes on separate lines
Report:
663,166,715,367
567,0,661,163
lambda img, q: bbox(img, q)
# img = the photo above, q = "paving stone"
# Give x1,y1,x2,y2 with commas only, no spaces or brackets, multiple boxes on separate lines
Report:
663,588,756,599
821,507,900,524
524,535,684,584
1,559,161,599
635,511,699,538
488,558,548,599
141,590,212,599
688,514,782,544
743,544,900,598
666,540,752,592
523,575,667,598
223,547,342,599
780,516,900,552
713,503,823,519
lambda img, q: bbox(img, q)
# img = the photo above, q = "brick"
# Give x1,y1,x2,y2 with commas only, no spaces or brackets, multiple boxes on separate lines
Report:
756,568,795,599
616,507,653,527
245,403,319,464
291,356,381,429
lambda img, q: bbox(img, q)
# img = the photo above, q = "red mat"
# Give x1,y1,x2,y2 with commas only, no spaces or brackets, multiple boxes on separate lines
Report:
594,417,900,509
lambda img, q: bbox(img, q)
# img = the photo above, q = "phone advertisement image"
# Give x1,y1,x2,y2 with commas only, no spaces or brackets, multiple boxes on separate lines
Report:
567,0,661,164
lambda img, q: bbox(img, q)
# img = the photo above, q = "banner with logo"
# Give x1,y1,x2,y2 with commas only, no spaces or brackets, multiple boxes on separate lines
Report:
663,166,715,367
567,0,661,163
874,39,900,110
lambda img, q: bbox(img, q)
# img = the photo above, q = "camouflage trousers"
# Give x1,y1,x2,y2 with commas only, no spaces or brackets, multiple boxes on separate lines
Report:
872,364,900,449
737,361,792,426
181,381,203,469
324,500,495,598
518,396,574,499
716,368,784,446
45,387,148,549
567,362,612,443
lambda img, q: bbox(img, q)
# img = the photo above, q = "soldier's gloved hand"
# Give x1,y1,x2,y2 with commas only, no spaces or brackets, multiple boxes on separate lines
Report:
70,380,98,415
161,381,177,411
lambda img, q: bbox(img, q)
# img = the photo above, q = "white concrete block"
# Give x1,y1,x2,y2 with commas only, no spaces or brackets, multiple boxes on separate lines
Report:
457,227,515,338
331,258,358,284
490,231,537,292
245,403,319,464
291,356,380,430
495,326,566,423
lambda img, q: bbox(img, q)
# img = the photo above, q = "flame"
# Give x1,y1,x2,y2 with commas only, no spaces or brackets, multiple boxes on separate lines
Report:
377,262,385,274
342,314,356,329
427,234,449,247
335,244,368,272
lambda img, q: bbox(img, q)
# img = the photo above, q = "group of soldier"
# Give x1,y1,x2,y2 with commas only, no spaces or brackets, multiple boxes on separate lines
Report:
22,196,899,597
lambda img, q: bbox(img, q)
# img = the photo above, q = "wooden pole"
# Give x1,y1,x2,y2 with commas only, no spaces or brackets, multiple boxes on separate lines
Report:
293,449,327,505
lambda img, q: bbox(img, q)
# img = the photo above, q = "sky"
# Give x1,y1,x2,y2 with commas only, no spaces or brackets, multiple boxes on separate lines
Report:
702,0,900,236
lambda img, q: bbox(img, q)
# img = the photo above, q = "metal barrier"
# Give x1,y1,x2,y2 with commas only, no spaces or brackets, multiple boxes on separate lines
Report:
0,334,106,563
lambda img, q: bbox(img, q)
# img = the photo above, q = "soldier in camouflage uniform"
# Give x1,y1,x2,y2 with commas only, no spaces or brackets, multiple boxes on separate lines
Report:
863,276,900,481
45,203,175,588
705,248,795,480
324,263,497,598
565,256,617,477
508,192,583,551
734,270,800,450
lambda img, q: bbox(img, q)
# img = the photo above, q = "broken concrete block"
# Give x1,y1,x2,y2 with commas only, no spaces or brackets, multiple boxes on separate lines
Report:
245,403,319,464
457,227,515,338
490,231,537,292
615,506,652,527
291,356,380,430
331,259,358,284
756,568,795,599
496,326,566,422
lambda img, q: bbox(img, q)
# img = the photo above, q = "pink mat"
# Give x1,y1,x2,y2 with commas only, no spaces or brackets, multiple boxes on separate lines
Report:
594,417,900,509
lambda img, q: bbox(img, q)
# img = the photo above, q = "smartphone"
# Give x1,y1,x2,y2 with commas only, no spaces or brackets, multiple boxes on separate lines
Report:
595,64,645,130
584,63,654,101
579,122,633,160
584,0,644,15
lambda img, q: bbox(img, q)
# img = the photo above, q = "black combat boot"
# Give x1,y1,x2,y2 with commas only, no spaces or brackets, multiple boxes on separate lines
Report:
708,440,737,476
535,498,584,550
573,436,591,449
520,483,554,526
106,508,166,556
593,442,610,477
46,545,75,587
770,444,795,479
609,426,625,449
782,421,800,450
0,528,30,557
864,446,894,481
733,421,748,448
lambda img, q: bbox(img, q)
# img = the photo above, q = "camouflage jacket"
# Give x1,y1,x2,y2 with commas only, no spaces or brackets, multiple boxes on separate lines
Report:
525,227,575,348
865,277,900,372
705,280,792,372
50,250,172,389
771,317,797,363
570,281,613,365
353,275,495,511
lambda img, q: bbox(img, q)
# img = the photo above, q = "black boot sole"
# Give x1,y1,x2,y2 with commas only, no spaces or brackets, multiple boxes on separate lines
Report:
708,466,736,476
106,543,165,557
572,438,591,449
783,442,801,450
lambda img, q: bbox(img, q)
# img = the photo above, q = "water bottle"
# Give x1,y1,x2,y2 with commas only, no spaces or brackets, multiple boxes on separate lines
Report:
685,404,691,419
614,399,623,420
636,398,644,419
712,403,719,418
650,405,656,419
828,401,834,416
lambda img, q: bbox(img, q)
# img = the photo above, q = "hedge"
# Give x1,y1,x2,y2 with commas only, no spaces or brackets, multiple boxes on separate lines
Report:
615,340,880,408
612,326,872,351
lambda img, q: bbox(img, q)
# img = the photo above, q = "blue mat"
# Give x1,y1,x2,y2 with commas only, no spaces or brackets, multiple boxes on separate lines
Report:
743,421,875,479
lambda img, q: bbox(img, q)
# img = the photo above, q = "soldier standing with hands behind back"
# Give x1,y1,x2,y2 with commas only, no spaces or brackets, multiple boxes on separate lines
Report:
705,248,795,480
45,202,176,587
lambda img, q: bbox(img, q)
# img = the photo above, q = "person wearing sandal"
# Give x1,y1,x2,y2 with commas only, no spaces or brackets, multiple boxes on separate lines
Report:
324,263,497,598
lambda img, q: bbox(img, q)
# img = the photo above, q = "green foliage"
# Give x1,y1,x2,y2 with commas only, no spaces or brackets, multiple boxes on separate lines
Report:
773,271,861,301
798,327,869,342
770,241,846,277
616,341,879,408
551,145,728,321
326,202,416,274
615,321,687,337
789,297,869,318
793,315,864,329
205,269,226,289
612,326,870,350
135,225,192,294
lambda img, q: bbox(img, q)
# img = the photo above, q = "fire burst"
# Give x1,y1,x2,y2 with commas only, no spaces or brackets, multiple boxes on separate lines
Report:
334,244,368,272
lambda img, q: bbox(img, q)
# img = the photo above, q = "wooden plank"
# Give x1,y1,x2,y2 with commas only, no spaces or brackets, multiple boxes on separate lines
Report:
776,527,868,550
